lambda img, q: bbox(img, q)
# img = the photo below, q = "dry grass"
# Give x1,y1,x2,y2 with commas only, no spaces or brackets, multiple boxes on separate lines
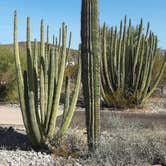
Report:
53,128,87,158
53,114,166,166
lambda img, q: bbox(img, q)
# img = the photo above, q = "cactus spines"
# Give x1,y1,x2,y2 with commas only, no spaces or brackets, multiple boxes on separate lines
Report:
81,0,100,151
14,11,81,150
101,17,166,107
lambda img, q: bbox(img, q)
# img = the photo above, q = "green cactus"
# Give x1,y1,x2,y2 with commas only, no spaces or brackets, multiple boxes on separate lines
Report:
14,11,81,150
101,17,166,108
81,0,100,151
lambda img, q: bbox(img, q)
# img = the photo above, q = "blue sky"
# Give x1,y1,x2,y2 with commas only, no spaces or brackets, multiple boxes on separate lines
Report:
0,0,166,49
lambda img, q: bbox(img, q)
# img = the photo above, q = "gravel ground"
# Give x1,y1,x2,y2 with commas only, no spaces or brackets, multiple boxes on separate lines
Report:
0,127,55,166
0,127,85,166
0,150,55,166
1,124,166,166
0,97,165,166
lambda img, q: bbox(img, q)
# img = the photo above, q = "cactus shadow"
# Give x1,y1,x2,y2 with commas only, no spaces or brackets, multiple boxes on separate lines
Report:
0,126,31,151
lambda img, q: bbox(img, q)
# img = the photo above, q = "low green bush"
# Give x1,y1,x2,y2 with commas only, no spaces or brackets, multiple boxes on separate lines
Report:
0,45,26,102
153,50,166,84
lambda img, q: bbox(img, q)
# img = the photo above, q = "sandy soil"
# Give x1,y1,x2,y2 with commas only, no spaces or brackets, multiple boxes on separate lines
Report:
0,104,64,126
0,105,23,125
0,97,165,126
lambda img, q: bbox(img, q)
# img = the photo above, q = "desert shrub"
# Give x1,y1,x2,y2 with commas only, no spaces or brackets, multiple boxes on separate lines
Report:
78,116,166,166
153,50,166,84
50,114,166,165
64,64,79,90
82,131,166,166
0,45,26,102
65,64,78,78
0,44,79,102
53,128,87,158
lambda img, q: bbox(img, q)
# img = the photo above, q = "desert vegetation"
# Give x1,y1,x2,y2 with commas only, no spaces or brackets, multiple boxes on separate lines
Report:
100,17,166,108
0,0,166,165
14,12,81,150
0,45,26,101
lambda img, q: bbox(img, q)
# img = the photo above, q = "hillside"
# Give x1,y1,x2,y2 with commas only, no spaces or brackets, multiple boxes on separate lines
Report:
0,42,80,62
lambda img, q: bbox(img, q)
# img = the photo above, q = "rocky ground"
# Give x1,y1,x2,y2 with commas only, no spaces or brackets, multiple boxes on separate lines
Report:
0,126,53,166
1,125,166,166
0,150,55,166
0,96,166,166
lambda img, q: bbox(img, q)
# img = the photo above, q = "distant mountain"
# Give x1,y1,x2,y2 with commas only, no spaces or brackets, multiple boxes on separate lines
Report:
1,42,165,59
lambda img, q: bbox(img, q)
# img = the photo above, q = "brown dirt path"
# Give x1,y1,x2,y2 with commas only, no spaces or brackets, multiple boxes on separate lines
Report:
0,97,165,128
0,105,23,125
0,104,64,126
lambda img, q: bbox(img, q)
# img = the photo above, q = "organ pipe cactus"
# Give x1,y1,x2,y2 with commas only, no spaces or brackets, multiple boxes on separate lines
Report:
81,0,100,151
101,17,166,108
14,11,81,150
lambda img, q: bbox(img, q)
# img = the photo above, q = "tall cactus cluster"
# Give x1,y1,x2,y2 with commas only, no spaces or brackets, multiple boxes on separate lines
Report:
101,17,166,108
14,11,81,149
81,0,100,151
13,1,166,153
